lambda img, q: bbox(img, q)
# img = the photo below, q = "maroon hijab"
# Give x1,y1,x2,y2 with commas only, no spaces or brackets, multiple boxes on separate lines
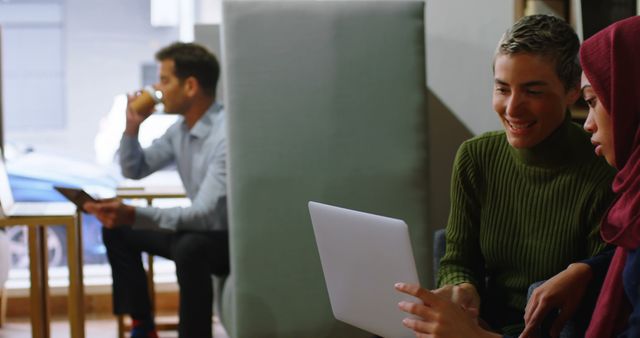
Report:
582,16,640,338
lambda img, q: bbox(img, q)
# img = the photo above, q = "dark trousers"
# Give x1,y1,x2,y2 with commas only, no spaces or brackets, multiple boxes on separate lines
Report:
103,226,229,338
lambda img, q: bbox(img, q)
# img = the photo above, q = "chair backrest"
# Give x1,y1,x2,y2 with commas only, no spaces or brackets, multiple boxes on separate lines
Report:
0,231,9,288
222,1,428,337
433,228,446,286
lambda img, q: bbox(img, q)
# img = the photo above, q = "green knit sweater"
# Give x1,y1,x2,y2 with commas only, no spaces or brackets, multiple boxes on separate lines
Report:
437,117,616,334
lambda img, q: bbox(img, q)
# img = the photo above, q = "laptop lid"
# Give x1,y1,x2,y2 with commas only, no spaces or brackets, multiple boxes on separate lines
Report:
0,154,77,217
308,201,420,338
0,155,16,215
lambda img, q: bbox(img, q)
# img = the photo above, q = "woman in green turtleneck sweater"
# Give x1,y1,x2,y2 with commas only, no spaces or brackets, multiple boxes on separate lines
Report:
395,15,615,338
437,113,614,335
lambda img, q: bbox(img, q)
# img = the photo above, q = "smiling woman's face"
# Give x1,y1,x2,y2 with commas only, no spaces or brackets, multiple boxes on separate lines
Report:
581,72,615,167
492,53,579,149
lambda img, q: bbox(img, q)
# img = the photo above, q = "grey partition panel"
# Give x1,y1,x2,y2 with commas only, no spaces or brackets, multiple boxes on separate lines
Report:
223,1,427,337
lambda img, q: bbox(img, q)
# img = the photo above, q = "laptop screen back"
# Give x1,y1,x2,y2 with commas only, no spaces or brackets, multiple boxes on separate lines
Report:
308,201,420,338
0,156,15,214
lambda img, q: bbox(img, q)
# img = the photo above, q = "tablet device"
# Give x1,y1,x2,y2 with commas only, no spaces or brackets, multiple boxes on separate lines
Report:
54,186,96,212
308,201,421,338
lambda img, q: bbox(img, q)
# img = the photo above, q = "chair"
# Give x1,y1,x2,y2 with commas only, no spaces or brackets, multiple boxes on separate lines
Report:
0,230,10,327
433,228,447,287
220,1,429,336
112,191,180,337
113,188,228,338
115,256,228,338
115,255,177,338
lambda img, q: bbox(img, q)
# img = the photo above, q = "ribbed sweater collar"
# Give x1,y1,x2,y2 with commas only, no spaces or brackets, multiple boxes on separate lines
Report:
509,114,582,169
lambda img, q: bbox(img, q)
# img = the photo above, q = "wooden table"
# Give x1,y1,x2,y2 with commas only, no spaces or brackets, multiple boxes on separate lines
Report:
115,185,186,205
0,213,84,338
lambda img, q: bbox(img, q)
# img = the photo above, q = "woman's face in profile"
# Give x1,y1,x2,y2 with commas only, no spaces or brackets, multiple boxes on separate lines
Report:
581,72,616,167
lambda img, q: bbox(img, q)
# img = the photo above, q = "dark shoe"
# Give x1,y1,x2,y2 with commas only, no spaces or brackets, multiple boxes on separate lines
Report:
130,319,159,338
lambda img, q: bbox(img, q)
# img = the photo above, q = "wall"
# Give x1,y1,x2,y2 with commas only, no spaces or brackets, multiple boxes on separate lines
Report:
0,2,65,148
3,0,513,164
195,24,223,101
426,1,512,135
6,0,177,162
425,1,515,240
65,0,178,161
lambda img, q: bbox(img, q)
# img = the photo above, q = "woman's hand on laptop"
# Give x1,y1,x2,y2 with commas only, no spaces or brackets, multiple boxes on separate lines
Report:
432,283,480,320
83,199,135,228
395,283,500,338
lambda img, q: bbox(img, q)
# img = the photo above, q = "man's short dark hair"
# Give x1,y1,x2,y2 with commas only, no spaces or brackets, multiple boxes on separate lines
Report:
156,42,219,97
495,14,581,90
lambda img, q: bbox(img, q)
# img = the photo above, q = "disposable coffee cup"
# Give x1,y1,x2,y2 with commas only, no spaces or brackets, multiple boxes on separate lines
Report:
130,86,163,115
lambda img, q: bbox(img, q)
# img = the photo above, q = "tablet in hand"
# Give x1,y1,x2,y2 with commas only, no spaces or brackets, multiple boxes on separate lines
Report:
54,186,97,212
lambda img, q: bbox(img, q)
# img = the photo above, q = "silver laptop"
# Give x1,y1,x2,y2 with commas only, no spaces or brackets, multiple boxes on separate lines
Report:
308,201,420,338
0,156,76,217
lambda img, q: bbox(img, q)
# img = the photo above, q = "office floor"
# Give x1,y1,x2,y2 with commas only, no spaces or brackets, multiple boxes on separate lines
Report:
0,315,229,338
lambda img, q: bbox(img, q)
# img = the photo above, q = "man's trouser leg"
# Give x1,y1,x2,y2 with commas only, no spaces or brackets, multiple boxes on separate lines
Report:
102,226,173,317
173,231,229,338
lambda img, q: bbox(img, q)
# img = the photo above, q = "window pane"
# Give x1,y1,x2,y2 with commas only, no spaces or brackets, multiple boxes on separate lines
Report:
1,26,64,130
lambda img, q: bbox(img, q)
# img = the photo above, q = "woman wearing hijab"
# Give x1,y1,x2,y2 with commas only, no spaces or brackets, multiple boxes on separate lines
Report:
395,15,640,338
580,15,640,338
525,15,640,338
520,15,640,338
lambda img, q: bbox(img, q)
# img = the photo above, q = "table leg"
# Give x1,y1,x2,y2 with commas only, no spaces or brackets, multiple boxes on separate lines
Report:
28,226,50,338
67,215,85,338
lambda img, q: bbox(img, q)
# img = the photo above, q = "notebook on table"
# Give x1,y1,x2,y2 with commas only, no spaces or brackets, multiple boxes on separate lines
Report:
308,201,421,338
